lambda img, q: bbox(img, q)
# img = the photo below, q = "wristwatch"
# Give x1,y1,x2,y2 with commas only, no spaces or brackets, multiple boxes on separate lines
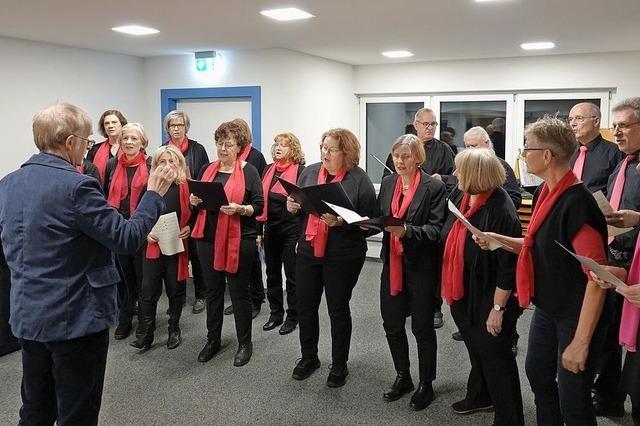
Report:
493,304,506,312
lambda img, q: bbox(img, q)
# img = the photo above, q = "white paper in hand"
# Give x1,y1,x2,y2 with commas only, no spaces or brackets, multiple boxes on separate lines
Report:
323,201,369,224
593,191,634,237
555,241,627,287
150,212,184,256
447,200,504,251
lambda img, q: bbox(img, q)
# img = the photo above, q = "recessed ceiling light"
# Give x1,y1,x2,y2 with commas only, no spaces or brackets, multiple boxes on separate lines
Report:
520,41,555,50
112,25,159,36
475,0,509,2
381,50,414,58
260,8,315,21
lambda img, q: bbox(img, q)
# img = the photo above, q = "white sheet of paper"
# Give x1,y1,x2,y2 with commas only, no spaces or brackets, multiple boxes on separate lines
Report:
518,158,544,187
555,241,627,287
150,212,184,256
323,201,369,224
607,225,634,238
592,191,634,237
447,200,506,251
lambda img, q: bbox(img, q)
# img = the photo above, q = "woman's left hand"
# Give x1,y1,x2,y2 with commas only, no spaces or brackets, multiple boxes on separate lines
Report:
220,203,243,216
384,225,406,238
178,226,190,239
486,309,504,337
321,213,343,227
617,284,640,308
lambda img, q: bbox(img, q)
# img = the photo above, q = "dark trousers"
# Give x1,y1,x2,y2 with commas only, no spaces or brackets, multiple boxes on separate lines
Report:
249,249,265,307
140,253,186,322
623,328,640,426
18,329,109,426
188,237,206,300
450,300,524,426
197,240,256,345
433,250,443,313
380,264,437,382
594,292,626,405
525,307,606,426
296,252,365,366
264,225,297,321
116,250,143,324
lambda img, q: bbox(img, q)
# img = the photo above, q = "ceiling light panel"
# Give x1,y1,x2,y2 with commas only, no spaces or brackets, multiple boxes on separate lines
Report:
112,25,159,36
260,8,315,21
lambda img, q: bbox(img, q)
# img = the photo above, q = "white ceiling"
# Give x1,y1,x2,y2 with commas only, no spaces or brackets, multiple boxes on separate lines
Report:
2,0,640,65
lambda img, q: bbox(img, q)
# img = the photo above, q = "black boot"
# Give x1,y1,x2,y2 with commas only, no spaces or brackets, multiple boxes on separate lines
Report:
130,314,154,350
167,297,183,350
383,371,415,402
409,381,435,411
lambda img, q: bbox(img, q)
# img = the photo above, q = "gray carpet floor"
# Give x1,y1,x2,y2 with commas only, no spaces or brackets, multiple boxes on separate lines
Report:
0,260,634,425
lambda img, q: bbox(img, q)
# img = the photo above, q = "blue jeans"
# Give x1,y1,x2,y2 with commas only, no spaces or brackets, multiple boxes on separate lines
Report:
525,307,605,426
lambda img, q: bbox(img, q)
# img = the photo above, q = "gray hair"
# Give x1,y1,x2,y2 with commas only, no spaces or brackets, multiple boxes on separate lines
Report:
414,108,435,121
572,102,601,119
464,126,494,149
612,97,640,122
491,117,505,130
163,110,191,133
33,103,92,152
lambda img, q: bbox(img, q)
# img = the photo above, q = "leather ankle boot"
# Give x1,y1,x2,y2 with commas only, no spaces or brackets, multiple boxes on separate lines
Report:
130,314,154,350
167,318,182,350
383,371,414,402
409,381,435,411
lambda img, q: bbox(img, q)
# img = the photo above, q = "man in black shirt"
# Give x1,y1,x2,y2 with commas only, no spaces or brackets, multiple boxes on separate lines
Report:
568,102,623,195
489,117,506,160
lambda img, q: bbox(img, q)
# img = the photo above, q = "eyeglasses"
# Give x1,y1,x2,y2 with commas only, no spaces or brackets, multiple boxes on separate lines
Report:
215,141,238,149
391,154,414,162
169,123,186,129
274,143,290,148
566,115,597,124
70,134,95,144
320,145,341,154
415,121,438,128
609,122,640,132
518,147,548,157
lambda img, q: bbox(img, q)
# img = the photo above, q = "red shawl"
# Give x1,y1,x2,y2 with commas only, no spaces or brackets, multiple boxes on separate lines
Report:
516,170,577,308
305,166,346,258
191,160,245,273
107,152,149,216
145,182,192,281
239,143,252,162
93,140,119,184
441,190,494,304
255,161,299,222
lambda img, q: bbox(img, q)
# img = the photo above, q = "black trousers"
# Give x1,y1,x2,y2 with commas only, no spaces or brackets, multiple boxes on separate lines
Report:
197,240,256,345
296,252,365,366
18,329,109,426
623,328,640,426
140,252,186,320
116,250,143,324
525,307,606,426
187,237,206,300
264,225,297,321
248,248,265,307
450,300,524,426
380,263,437,382
593,292,626,405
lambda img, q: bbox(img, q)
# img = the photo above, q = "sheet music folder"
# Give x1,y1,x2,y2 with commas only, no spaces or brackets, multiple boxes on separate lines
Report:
187,179,228,211
276,177,354,216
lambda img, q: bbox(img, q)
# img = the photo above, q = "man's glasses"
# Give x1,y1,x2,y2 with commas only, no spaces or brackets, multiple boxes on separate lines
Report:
415,121,438,129
609,122,640,132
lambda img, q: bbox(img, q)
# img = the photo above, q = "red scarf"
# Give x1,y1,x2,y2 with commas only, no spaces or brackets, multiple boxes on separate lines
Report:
239,143,252,162
388,171,421,296
107,152,149,216
191,160,245,273
441,190,494,304
256,161,299,222
93,139,118,184
304,166,346,257
516,170,577,308
145,182,191,280
171,137,189,155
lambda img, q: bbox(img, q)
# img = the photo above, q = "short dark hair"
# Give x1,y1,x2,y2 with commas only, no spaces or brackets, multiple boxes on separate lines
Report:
98,110,127,138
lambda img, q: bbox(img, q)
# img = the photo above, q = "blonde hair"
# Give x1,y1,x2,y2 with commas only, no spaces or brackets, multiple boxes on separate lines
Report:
151,145,187,184
33,103,92,152
455,148,506,194
391,134,425,165
524,115,576,163
120,123,149,149
321,128,360,171
271,133,305,165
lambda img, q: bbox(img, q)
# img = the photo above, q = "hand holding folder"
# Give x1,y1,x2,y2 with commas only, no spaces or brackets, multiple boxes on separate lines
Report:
187,179,229,211
277,177,354,216
323,201,403,231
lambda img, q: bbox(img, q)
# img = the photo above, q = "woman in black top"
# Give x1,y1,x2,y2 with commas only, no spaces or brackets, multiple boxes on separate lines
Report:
257,133,305,335
441,149,524,425
163,110,210,314
287,128,376,388
88,109,127,186
378,134,446,411
190,121,263,367
130,145,193,351
104,123,152,341
479,116,609,426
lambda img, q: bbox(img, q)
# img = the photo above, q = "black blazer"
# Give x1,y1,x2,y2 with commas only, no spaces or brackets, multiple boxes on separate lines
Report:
378,171,446,271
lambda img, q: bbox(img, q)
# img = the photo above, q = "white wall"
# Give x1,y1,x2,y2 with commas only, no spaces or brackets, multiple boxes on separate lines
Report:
142,48,357,165
0,36,145,177
354,51,640,103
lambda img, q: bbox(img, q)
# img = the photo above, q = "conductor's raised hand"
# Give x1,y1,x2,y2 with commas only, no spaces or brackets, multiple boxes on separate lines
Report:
147,165,176,197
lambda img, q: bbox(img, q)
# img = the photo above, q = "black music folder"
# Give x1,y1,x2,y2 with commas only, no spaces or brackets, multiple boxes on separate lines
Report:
187,179,229,211
277,177,354,216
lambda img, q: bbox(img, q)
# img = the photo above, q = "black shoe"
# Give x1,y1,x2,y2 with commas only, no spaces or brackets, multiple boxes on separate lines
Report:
452,399,494,415
433,311,444,329
593,399,625,418
192,299,205,314
114,322,132,340
197,339,221,363
452,331,463,341
252,305,261,319
292,357,321,380
383,372,415,402
263,317,283,331
326,364,349,388
224,305,234,315
167,327,182,349
409,382,435,411
279,319,297,335
233,343,253,367
129,333,153,350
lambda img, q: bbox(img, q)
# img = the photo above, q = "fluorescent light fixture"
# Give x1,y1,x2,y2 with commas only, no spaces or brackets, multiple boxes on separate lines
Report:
475,0,508,2
260,7,314,21
381,50,414,58
112,25,159,36
520,41,555,50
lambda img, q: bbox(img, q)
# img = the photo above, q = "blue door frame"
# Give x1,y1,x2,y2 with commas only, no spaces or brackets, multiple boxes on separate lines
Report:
160,86,262,151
